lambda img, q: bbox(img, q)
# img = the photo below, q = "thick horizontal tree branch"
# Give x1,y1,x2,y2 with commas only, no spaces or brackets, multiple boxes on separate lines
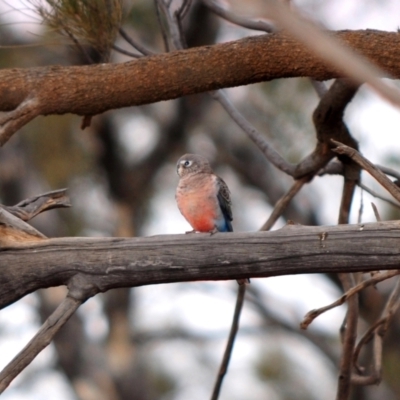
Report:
0,30,399,118
2,220,400,309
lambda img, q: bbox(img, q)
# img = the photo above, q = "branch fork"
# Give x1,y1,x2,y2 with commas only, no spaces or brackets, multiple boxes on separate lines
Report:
0,96,41,146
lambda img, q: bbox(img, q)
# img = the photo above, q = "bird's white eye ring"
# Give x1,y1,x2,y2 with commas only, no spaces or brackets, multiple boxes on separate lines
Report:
183,160,192,167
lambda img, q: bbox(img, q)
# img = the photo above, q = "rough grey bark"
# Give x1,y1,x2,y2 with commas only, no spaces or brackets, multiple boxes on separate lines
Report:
1,220,400,309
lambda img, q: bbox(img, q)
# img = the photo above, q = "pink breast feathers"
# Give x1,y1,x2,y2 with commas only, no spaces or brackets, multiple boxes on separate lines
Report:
177,190,218,232
186,213,215,232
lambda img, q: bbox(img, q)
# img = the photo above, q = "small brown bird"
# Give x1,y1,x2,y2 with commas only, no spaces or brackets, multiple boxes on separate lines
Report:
175,153,249,284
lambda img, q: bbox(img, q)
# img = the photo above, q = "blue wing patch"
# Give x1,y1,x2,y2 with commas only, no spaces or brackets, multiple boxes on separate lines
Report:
216,176,233,232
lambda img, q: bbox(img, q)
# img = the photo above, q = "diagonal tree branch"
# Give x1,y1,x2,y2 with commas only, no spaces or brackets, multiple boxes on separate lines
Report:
1,31,400,145
212,90,296,176
0,273,99,393
260,177,310,230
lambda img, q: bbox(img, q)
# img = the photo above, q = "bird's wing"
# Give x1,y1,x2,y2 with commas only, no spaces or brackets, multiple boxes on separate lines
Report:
216,176,233,230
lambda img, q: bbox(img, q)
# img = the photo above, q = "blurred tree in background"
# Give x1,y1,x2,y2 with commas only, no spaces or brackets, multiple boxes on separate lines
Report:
1,1,400,400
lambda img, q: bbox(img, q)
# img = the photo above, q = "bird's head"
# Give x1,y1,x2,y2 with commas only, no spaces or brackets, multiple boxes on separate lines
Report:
176,154,213,177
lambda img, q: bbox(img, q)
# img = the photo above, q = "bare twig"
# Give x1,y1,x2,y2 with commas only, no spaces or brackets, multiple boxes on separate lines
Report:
2,188,70,222
336,273,358,400
0,274,99,393
374,274,400,336
0,297,80,393
352,276,400,384
375,164,400,181
172,6,188,50
371,202,382,222
301,270,400,330
338,172,359,224
352,319,382,377
154,0,171,51
332,140,400,203
0,97,41,146
118,27,155,56
210,283,246,400
112,44,143,58
260,176,310,231
319,162,400,202
336,156,359,400
212,90,296,176
358,183,400,209
176,0,193,20
0,189,70,245
357,187,364,224
203,0,274,32
156,0,184,50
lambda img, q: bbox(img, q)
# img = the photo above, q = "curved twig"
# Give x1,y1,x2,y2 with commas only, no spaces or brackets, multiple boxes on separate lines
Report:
332,140,400,203
301,270,400,330
353,276,400,380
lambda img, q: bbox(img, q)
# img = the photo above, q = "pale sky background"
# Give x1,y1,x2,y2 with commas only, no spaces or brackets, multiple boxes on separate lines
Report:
0,0,400,399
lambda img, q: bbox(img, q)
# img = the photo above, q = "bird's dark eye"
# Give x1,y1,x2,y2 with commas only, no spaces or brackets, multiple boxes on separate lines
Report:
184,160,192,167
